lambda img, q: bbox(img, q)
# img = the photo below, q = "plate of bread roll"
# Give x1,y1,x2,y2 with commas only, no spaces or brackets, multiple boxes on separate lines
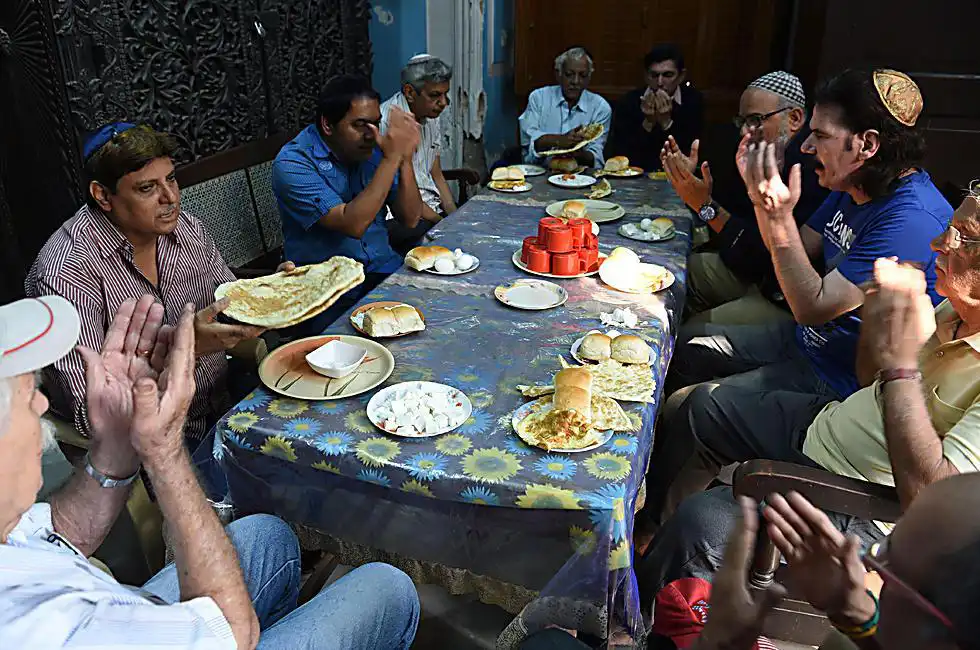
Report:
511,367,614,452
405,245,480,275
571,330,653,366
350,302,425,338
598,156,644,177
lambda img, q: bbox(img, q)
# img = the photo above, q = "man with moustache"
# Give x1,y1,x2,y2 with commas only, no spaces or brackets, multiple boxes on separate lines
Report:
381,54,455,253
519,47,612,169
661,71,829,325
607,43,704,172
273,74,423,333
26,123,276,448
642,69,953,525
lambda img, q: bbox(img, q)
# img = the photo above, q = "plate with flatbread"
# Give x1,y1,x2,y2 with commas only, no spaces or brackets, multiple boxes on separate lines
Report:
538,123,606,156
511,399,614,452
215,257,364,329
546,199,624,223
517,356,657,403
586,179,613,199
259,335,394,400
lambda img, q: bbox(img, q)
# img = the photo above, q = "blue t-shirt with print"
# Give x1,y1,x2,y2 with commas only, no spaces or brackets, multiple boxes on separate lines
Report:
796,170,951,398
272,124,402,274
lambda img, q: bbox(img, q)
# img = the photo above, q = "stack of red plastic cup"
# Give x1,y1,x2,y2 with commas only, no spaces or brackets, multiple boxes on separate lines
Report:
520,216,601,275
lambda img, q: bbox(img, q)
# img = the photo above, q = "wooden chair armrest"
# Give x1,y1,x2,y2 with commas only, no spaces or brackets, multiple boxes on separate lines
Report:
442,168,481,186
734,459,901,523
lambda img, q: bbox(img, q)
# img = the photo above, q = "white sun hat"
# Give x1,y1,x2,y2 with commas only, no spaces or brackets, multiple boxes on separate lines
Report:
0,296,81,379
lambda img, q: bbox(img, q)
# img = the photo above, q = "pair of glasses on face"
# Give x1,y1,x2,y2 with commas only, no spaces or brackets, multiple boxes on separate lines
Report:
862,539,954,630
943,223,980,249
733,106,792,131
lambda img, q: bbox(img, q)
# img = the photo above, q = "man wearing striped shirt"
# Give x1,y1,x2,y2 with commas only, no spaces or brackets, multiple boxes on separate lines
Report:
381,54,456,253
0,295,420,649
26,124,273,447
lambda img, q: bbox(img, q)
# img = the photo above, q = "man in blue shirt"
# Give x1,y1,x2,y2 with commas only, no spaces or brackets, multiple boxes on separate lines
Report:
272,74,422,333
641,68,953,525
518,47,611,168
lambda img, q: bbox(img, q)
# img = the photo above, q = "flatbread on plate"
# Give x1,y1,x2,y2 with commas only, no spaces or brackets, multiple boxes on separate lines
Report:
518,357,656,403
532,394,636,431
215,257,364,329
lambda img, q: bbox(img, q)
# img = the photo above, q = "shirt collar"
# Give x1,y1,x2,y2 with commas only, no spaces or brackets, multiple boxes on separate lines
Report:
556,86,589,113
935,299,980,352
83,205,134,259
390,92,426,124
305,124,337,162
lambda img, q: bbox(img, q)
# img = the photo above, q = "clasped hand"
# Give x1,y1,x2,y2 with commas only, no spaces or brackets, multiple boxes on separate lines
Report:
736,133,800,223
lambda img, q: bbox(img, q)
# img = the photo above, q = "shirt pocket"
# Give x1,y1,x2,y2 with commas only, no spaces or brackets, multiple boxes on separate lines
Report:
927,385,966,435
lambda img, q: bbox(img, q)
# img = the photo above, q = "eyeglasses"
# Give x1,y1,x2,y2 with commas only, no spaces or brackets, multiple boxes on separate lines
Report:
733,106,792,131
862,539,954,630
942,223,980,249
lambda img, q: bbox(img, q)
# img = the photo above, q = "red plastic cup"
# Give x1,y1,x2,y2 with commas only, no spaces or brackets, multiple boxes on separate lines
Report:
567,218,591,241
522,237,540,263
552,251,580,275
584,233,598,249
538,217,565,241
544,225,573,253
526,247,551,273
578,247,599,272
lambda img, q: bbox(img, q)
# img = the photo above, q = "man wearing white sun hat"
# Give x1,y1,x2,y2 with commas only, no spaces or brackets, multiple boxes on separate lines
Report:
0,294,419,649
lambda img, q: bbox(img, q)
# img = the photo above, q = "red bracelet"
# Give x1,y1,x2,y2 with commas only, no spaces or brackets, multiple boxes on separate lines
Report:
875,368,922,385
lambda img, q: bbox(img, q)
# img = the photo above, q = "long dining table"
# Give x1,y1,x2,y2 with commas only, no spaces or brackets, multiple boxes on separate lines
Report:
213,172,693,648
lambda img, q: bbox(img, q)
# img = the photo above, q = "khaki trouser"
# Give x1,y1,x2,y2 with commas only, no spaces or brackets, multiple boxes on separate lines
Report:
685,252,794,326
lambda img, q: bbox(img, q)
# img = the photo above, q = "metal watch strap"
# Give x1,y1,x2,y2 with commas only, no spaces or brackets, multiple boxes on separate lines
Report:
84,453,140,488
875,368,922,385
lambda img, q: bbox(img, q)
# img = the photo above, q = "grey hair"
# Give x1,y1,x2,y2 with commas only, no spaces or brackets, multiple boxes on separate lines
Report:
401,56,453,92
554,47,594,75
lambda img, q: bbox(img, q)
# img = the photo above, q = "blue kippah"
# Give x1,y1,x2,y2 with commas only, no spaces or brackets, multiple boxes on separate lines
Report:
83,122,137,161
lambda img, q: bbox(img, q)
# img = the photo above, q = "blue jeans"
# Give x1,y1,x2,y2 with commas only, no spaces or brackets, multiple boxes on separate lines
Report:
142,514,420,649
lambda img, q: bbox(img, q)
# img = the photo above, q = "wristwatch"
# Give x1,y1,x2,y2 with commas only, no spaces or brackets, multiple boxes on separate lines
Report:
84,453,140,489
698,200,720,223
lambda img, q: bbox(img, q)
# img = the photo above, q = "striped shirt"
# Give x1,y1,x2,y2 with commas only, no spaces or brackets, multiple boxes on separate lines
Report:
25,204,235,442
380,92,444,213
0,503,235,649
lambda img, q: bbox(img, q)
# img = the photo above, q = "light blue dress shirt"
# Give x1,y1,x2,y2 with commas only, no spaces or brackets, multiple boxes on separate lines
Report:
518,85,612,166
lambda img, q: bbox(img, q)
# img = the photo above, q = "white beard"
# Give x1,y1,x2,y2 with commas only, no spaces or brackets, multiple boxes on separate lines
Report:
40,418,58,452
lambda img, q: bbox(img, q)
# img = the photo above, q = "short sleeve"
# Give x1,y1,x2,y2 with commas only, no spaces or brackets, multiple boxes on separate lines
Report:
272,157,344,231
834,205,941,287
805,193,841,234
941,398,980,474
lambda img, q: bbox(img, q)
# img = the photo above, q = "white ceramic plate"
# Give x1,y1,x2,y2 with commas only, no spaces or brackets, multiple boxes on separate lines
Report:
511,400,614,453
511,250,606,279
546,200,625,223
600,166,644,178
570,329,655,366
548,174,597,188
494,279,569,310
424,256,480,275
366,381,472,438
599,261,676,294
514,164,547,177
617,222,676,242
488,182,532,193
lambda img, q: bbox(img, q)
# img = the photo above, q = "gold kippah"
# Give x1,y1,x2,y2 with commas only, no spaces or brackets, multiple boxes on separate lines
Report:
873,69,923,127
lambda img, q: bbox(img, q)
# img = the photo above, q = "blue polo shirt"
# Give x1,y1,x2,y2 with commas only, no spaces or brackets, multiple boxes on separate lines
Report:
271,124,402,273
796,170,951,398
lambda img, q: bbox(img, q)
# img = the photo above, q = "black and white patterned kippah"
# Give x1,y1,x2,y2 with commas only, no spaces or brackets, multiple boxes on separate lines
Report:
748,71,806,109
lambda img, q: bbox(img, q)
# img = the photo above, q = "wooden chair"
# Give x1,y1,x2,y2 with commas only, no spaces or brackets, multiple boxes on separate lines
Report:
442,167,481,204
733,460,901,646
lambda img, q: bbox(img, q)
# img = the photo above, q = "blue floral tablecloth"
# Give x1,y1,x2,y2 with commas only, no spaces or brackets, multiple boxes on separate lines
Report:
214,177,692,646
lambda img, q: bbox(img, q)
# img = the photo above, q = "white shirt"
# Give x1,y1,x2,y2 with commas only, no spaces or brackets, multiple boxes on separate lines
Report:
0,503,235,649
518,85,612,166
380,92,444,213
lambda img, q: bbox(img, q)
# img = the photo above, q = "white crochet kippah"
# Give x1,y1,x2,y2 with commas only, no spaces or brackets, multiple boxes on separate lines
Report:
748,71,806,109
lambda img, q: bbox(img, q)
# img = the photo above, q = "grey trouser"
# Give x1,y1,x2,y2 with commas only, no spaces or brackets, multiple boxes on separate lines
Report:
646,320,842,522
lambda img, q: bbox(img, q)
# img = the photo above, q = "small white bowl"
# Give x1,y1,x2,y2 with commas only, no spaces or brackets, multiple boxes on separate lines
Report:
306,339,367,378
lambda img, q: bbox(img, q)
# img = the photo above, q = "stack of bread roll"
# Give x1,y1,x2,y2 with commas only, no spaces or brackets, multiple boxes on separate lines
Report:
560,200,588,220
553,367,593,418
405,246,453,271
363,304,425,337
603,156,630,173
579,332,651,364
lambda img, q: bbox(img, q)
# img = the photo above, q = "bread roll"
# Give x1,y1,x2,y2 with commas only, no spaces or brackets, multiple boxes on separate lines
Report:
649,217,675,238
554,367,593,392
549,157,579,173
560,200,588,220
554,386,591,416
604,156,630,172
391,305,425,333
405,245,453,271
363,308,400,337
579,333,611,361
611,334,651,364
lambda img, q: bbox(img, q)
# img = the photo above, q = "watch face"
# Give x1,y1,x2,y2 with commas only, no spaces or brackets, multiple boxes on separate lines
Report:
699,205,717,222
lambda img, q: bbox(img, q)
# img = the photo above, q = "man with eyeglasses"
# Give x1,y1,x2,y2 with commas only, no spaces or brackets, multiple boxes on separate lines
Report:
661,71,829,325
606,44,704,172
519,47,611,169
